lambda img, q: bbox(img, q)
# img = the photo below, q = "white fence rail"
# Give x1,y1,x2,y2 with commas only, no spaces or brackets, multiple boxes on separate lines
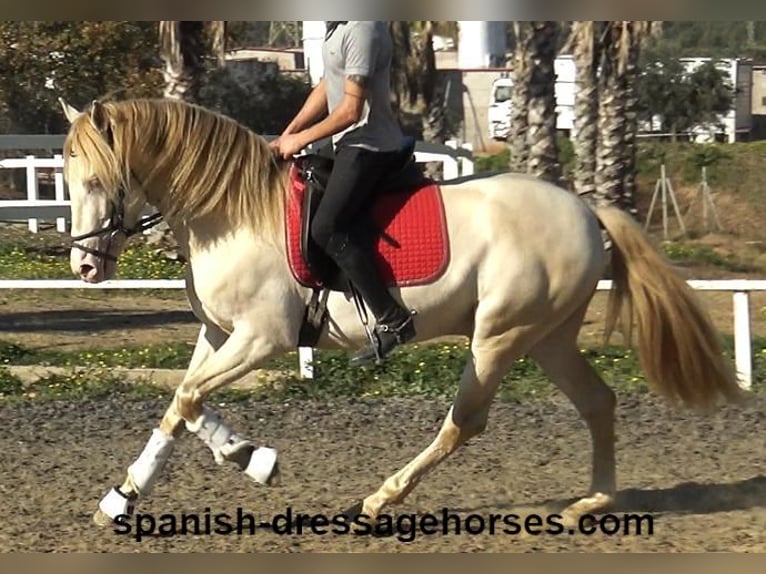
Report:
0,278,760,391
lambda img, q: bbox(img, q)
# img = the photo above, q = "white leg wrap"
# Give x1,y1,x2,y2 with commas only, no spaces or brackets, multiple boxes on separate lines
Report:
244,446,278,484
98,486,135,520
126,428,176,497
185,406,251,464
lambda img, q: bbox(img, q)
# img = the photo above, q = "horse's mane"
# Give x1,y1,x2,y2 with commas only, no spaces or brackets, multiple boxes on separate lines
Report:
63,98,288,244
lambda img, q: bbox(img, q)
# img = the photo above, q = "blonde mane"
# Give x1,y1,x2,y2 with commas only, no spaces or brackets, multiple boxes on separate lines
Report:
63,98,289,243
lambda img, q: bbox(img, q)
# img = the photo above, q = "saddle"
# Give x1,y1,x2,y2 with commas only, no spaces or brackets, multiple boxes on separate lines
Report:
285,138,450,346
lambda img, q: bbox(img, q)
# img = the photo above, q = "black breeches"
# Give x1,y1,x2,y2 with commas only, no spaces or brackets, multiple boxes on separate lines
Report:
309,144,403,318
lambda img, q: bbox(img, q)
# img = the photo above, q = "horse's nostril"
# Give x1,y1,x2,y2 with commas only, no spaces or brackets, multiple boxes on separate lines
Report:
79,263,95,277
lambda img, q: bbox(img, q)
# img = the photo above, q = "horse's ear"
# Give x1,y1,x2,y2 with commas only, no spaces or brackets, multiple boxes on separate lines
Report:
89,100,110,134
58,97,81,124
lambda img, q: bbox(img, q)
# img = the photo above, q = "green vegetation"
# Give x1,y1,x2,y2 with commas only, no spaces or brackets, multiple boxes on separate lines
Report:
1,336,763,403
0,242,186,280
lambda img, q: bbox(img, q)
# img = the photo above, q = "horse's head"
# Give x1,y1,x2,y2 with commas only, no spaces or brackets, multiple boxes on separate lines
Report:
60,98,149,283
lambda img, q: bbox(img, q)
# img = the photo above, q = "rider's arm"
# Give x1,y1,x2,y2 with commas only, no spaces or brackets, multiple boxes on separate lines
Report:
290,76,366,148
279,78,329,136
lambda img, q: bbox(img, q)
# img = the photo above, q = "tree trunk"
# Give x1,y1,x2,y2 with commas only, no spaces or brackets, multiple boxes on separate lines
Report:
594,23,630,210
389,21,445,142
571,21,600,204
594,21,657,215
208,21,226,67
621,22,642,217
389,21,447,178
158,20,207,102
508,22,531,173
526,21,561,184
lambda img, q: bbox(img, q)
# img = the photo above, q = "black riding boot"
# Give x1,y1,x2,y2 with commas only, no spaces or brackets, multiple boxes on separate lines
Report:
325,233,416,365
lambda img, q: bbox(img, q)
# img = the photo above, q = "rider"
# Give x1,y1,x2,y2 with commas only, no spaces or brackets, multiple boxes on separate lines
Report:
270,21,416,365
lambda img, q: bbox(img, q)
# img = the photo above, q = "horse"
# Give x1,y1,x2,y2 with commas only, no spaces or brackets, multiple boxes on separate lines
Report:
58,96,742,530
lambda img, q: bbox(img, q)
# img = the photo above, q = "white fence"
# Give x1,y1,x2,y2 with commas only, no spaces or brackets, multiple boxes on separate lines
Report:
0,138,761,391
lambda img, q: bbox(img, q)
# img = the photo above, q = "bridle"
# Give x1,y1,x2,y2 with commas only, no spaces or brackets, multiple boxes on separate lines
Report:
69,182,163,261
69,123,164,262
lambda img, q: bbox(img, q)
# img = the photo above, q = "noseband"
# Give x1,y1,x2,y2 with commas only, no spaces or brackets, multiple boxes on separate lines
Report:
70,183,163,262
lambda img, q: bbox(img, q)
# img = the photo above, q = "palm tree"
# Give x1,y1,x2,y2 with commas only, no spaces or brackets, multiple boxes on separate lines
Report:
526,21,562,184
508,22,531,173
508,22,561,184
158,21,226,102
388,21,448,144
569,21,602,204
389,21,451,180
594,21,659,214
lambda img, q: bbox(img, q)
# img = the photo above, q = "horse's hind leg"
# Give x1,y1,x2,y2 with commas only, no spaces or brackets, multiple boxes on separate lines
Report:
356,326,540,521
527,302,617,523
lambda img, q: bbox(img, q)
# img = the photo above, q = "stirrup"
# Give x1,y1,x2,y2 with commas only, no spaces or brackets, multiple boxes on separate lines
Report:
351,308,417,366
348,281,383,362
378,310,417,342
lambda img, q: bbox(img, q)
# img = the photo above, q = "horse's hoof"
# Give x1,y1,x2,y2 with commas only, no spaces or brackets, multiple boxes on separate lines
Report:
340,501,365,521
93,508,114,527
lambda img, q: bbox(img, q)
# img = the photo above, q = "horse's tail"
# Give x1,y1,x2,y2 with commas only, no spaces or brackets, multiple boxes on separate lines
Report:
593,205,743,411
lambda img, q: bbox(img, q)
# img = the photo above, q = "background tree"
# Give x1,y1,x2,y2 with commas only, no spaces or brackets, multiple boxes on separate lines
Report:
507,21,561,184
593,21,657,215
0,21,162,134
568,21,602,203
508,22,531,173
526,21,561,184
388,21,451,145
635,48,734,141
159,21,226,102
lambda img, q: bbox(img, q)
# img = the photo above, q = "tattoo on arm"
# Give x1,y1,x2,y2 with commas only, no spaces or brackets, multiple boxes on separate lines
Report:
346,74,369,89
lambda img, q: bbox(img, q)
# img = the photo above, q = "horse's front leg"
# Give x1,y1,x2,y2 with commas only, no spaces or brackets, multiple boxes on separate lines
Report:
93,324,281,526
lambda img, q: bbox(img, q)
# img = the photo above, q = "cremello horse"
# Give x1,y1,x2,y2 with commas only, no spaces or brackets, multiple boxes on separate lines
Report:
59,97,742,529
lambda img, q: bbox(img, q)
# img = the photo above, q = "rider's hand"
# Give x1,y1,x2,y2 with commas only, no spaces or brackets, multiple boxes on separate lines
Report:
270,133,305,160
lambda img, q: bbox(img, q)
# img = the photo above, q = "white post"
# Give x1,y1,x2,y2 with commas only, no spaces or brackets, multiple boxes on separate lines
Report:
733,291,752,390
460,142,474,177
25,155,38,233
54,153,67,233
302,21,326,87
298,346,314,379
443,140,459,180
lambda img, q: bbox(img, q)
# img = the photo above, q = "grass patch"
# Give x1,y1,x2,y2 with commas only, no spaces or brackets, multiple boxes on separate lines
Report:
0,242,185,280
2,337,762,404
660,241,756,273
0,366,167,403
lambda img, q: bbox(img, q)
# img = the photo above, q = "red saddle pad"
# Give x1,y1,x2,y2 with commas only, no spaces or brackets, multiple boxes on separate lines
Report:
285,165,450,289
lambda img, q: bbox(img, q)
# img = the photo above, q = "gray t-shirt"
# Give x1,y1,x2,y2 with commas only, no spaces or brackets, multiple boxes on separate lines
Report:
322,21,404,152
